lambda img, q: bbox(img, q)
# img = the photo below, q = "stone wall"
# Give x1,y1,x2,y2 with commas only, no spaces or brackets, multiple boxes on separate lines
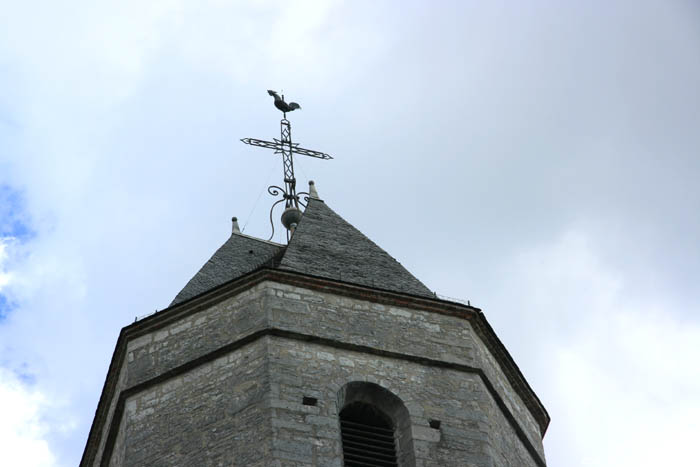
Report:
263,281,544,458
89,279,546,466
89,284,271,466
126,284,269,388
267,336,538,466
112,338,272,466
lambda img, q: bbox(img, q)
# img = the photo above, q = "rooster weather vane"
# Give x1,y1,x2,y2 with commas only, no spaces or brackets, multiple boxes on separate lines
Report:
241,90,333,242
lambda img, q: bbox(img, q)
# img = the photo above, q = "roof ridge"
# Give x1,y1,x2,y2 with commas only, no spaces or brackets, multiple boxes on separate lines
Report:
231,231,285,247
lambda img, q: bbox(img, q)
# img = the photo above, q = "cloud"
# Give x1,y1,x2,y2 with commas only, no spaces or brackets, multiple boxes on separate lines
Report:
554,314,700,467
0,239,11,290
0,368,55,467
492,230,700,467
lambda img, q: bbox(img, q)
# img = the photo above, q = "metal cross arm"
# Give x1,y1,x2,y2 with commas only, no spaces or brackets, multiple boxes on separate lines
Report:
290,145,333,160
240,137,279,150
240,137,333,160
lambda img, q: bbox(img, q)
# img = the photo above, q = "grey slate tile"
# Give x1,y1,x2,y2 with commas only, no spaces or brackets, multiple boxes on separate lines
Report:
277,199,433,298
170,233,283,305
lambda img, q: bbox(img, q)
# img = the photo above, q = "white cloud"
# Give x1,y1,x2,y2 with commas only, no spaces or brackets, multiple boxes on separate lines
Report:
0,368,55,467
0,239,12,290
501,230,700,467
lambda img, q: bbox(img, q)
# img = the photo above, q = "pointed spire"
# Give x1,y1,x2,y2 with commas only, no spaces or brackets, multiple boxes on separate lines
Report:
309,180,320,199
172,198,433,306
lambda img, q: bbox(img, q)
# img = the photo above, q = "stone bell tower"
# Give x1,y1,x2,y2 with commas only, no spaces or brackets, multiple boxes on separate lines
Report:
81,93,549,466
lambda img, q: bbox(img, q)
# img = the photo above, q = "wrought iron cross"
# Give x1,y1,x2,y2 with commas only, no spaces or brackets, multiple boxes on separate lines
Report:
241,91,332,241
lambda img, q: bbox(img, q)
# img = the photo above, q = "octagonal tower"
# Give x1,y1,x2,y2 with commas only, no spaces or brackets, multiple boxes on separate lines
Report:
82,193,549,466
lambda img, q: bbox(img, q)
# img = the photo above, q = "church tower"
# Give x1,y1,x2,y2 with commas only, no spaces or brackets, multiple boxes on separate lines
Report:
81,94,549,467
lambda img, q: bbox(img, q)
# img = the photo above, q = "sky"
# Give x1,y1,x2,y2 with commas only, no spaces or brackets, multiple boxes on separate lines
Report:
0,1,699,465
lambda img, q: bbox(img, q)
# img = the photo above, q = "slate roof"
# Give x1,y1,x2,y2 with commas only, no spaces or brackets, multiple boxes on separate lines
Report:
170,233,283,305
278,199,433,297
171,198,433,305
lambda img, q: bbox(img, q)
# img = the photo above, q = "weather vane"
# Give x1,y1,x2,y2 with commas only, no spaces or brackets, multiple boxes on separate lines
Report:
241,90,333,242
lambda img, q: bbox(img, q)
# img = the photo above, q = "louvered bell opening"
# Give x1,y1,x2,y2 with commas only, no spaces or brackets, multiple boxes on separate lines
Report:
340,402,398,467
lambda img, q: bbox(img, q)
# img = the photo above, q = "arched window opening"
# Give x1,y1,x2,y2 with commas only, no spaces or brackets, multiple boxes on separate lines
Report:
340,402,397,467
337,382,415,467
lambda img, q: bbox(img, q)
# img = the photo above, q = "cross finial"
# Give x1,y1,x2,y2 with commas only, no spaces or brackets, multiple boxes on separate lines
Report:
241,90,333,242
